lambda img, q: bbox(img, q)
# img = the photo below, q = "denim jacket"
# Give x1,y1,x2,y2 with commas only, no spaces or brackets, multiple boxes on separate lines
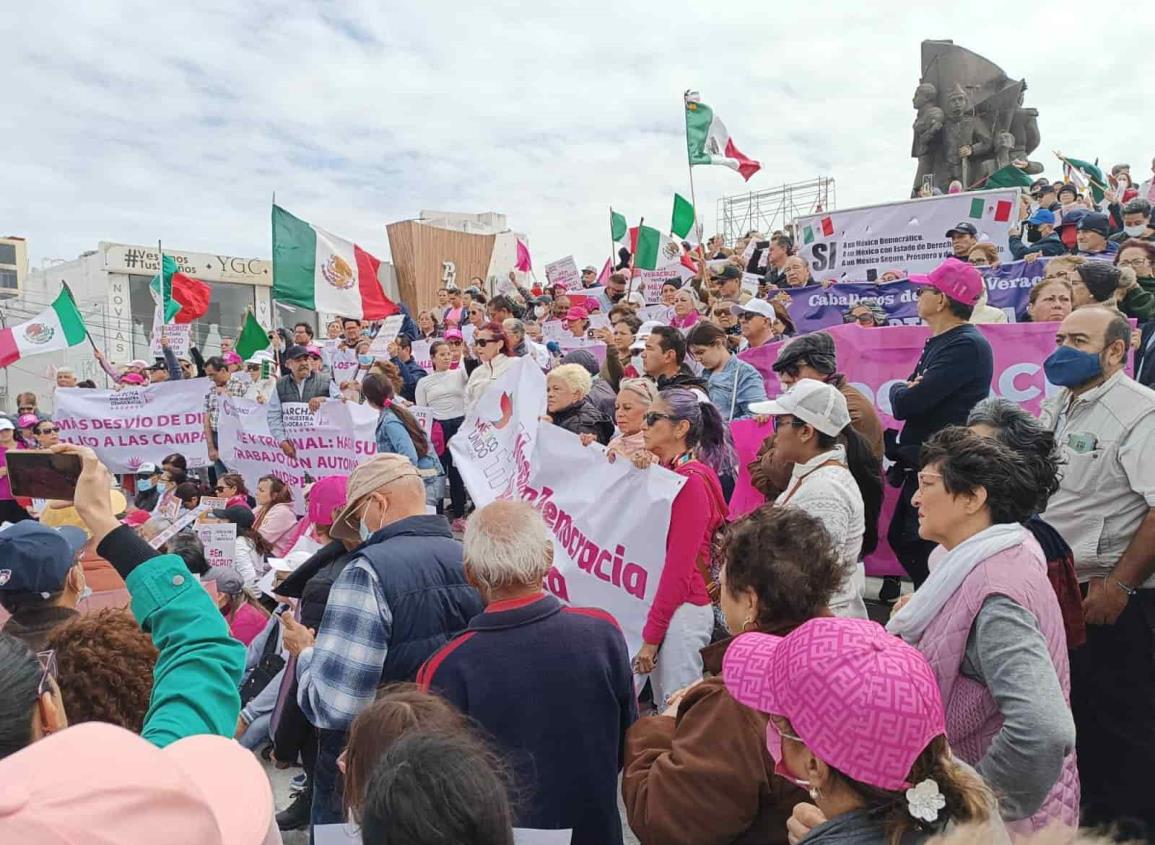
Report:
706,354,768,421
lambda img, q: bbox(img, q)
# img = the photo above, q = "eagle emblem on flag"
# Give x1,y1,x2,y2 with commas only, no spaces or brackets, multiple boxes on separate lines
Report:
322,254,355,290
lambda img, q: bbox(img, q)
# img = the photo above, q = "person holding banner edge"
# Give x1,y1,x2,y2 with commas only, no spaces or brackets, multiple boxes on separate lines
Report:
631,387,736,708
266,344,338,458
886,258,994,589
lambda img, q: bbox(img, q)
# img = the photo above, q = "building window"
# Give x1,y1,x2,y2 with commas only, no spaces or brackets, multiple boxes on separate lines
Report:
128,275,256,360
0,243,16,265
0,270,16,290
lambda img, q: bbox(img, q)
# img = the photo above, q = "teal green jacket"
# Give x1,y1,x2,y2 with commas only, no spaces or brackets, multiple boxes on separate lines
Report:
98,526,246,747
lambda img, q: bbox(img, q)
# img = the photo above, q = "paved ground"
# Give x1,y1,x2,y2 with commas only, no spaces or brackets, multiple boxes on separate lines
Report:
264,577,909,843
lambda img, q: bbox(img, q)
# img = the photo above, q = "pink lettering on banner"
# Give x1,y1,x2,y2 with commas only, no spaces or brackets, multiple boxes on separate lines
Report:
738,321,1079,577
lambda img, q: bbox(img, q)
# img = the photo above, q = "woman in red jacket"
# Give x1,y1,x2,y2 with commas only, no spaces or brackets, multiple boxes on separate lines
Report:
631,387,736,708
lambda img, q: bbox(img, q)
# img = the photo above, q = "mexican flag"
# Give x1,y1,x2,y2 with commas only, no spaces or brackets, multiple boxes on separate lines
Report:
1062,156,1106,204
984,165,1034,190
150,254,211,324
635,224,698,280
685,91,761,181
671,193,699,245
272,205,399,319
235,311,271,360
0,289,88,367
611,209,628,244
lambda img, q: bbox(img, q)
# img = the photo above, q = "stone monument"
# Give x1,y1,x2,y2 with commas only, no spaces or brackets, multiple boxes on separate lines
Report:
911,40,1043,196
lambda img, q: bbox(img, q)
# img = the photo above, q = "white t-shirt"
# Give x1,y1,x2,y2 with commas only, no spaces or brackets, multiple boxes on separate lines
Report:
415,368,468,420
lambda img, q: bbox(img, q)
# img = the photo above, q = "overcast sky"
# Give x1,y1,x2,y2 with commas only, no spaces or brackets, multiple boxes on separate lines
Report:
4,2,1152,272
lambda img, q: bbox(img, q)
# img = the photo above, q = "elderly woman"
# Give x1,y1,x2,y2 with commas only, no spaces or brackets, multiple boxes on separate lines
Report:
966,242,1001,268
544,364,614,445
843,301,887,327
631,388,737,707
669,289,701,331
887,427,1078,833
1025,277,1073,323
967,398,1085,649
623,506,841,845
750,380,882,619
685,322,767,421
563,306,590,339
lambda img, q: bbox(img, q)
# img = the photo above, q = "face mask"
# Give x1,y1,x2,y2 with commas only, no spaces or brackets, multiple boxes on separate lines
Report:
358,354,374,366
765,723,811,789
1025,225,1042,244
79,586,93,601
1044,345,1103,387
156,481,168,493
1124,225,1148,238
137,478,154,492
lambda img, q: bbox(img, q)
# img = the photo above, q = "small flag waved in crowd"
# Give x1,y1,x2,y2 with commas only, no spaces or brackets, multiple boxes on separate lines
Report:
684,91,761,181
235,311,271,360
515,239,533,273
272,205,399,320
1060,154,1106,203
0,288,88,367
150,254,211,324
671,193,699,245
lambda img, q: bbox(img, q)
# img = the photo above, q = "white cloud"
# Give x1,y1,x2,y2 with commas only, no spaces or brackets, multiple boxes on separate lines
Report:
3,1,1152,275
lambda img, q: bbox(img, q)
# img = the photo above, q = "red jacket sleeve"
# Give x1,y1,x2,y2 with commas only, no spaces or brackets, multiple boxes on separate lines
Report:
643,472,712,644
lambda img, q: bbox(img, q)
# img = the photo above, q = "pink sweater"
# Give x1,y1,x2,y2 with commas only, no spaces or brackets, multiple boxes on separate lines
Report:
255,502,298,558
642,461,723,644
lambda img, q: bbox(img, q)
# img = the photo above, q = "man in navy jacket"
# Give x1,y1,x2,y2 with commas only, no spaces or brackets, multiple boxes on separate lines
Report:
419,500,637,845
886,258,994,587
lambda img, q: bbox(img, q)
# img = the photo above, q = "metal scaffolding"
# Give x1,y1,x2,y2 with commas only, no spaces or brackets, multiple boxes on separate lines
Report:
715,177,836,244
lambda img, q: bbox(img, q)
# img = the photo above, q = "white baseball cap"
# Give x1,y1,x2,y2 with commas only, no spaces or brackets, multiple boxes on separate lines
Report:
630,320,666,351
269,550,313,573
246,350,275,366
0,419,14,432
748,378,850,437
730,299,778,319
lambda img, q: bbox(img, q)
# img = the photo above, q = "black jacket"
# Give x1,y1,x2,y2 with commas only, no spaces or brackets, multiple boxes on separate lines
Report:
656,365,708,392
1136,322,1155,389
1009,232,1068,259
551,397,615,445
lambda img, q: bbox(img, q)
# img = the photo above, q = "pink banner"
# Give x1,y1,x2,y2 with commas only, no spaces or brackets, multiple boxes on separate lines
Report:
738,322,1070,576
728,418,774,519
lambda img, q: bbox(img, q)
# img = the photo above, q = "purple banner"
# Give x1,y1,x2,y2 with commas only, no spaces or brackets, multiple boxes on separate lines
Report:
983,258,1050,321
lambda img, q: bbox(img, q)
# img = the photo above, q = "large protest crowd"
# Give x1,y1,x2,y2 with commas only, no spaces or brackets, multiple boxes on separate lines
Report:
0,160,1154,845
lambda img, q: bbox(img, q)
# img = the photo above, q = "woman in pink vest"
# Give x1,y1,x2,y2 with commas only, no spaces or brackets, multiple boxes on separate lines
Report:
888,427,1079,834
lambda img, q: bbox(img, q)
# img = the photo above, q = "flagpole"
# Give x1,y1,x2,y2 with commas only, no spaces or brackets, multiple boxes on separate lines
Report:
626,216,644,302
63,281,99,353
609,206,619,275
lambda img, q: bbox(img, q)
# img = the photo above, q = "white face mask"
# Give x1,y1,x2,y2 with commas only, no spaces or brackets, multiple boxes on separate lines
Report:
1124,225,1148,238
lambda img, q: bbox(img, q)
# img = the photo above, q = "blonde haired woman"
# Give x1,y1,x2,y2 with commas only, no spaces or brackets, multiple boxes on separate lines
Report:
543,363,613,444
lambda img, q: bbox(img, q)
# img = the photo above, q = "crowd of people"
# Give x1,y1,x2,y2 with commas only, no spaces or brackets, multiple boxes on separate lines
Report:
0,160,1154,844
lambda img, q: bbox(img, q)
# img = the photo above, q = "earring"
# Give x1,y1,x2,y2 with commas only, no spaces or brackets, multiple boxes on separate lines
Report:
809,786,821,803
742,614,755,632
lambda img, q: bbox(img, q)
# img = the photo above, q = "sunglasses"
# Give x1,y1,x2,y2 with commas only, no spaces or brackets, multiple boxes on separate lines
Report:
773,414,803,431
474,338,500,347
448,339,464,345
37,650,58,697
37,428,59,435
713,310,733,318
643,411,673,426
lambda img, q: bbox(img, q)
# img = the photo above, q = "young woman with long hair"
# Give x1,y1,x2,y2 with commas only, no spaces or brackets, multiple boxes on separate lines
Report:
252,475,297,558
361,373,445,507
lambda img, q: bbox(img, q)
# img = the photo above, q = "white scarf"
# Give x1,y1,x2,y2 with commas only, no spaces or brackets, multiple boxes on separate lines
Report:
887,523,1026,645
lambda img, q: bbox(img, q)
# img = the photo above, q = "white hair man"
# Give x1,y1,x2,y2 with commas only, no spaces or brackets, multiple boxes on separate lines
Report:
417,500,636,845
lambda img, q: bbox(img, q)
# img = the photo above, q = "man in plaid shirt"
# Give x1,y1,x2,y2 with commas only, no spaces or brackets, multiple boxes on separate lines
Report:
203,356,247,476
278,454,482,828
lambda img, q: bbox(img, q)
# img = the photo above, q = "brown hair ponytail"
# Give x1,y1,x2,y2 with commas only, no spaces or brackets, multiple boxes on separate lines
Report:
362,373,431,457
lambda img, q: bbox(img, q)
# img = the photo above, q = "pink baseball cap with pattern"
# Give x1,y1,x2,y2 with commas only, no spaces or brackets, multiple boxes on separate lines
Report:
723,616,945,791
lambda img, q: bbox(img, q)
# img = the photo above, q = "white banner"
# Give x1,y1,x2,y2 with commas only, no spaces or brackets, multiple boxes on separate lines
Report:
329,347,360,384
54,378,210,472
632,268,681,304
194,523,236,568
216,396,378,511
367,314,405,357
544,255,581,291
411,339,433,372
794,189,1020,281
449,358,685,657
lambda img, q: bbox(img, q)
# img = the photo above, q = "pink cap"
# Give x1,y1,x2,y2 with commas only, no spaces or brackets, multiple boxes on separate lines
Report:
307,474,348,525
16,414,39,429
120,372,147,385
305,344,323,357
443,328,464,341
908,257,984,306
223,351,243,366
723,617,945,791
0,722,276,844
564,306,589,322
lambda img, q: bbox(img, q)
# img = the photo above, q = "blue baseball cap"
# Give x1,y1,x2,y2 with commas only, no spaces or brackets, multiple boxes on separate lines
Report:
0,522,88,595
1027,208,1056,226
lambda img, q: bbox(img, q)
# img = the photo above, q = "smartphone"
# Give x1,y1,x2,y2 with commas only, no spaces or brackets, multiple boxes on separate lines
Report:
587,329,596,339
7,451,83,500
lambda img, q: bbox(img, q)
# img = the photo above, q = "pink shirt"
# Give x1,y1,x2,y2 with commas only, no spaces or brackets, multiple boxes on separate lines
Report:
0,442,21,500
228,603,270,646
669,311,701,330
255,502,298,557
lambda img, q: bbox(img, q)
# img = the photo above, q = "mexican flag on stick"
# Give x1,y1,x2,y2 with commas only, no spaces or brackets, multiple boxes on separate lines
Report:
635,224,698,279
671,193,699,245
0,288,88,367
685,91,761,181
150,254,211,324
272,205,400,319
235,311,271,360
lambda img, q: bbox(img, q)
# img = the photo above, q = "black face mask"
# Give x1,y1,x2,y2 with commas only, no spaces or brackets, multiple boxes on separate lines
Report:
1026,224,1042,244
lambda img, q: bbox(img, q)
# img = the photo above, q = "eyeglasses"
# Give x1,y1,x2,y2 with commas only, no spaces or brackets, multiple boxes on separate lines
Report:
37,650,58,697
215,485,227,493
448,339,464,345
773,414,803,431
915,286,941,297
852,312,875,324
643,411,673,427
37,428,59,435
968,259,989,267
916,470,943,492
1119,257,1152,269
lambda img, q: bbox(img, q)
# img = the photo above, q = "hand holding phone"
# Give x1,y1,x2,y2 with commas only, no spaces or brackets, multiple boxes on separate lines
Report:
7,450,83,500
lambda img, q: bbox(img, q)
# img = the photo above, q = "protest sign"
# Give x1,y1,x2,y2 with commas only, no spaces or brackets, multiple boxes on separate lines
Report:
740,273,762,298
589,314,611,331
727,418,774,519
409,404,436,441
778,281,922,333
217,396,378,511
544,255,581,291
568,288,605,311
556,336,607,365
740,321,1076,575
55,378,210,472
541,320,566,341
449,357,546,504
194,522,236,568
795,189,1020,281
150,305,192,358
149,503,211,549
367,314,405,357
329,346,360,384
197,496,228,517
984,258,1050,321
451,360,685,658
632,268,681,304
411,338,433,372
